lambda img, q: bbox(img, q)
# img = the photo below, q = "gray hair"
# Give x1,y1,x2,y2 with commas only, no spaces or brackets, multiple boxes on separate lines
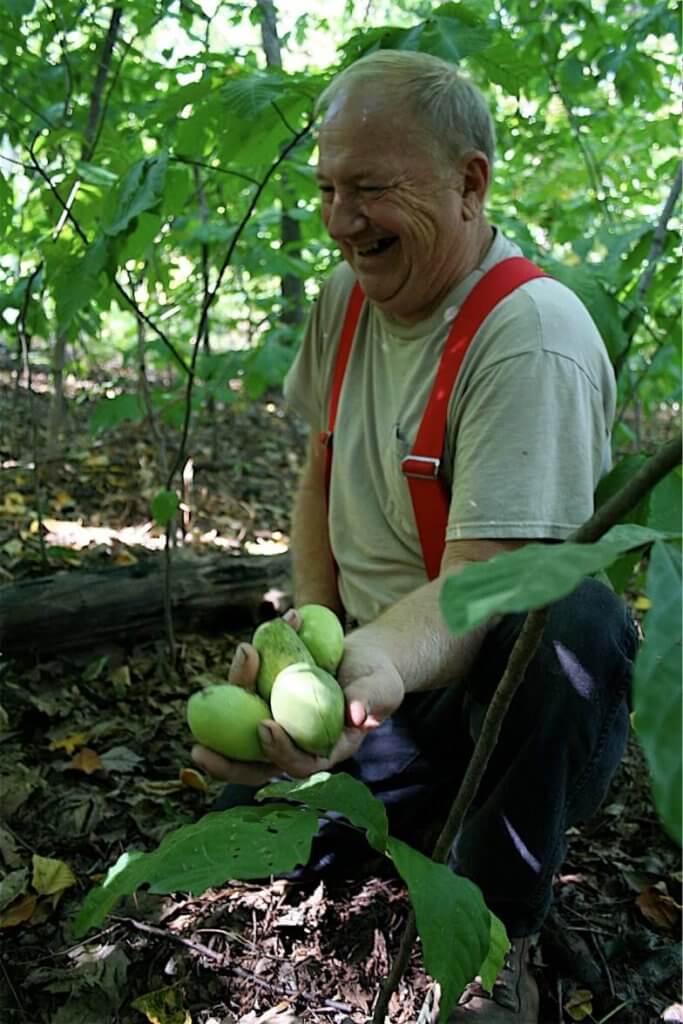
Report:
315,50,496,169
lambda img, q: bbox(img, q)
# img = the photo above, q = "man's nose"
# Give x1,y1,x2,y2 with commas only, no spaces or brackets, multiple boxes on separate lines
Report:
325,193,367,240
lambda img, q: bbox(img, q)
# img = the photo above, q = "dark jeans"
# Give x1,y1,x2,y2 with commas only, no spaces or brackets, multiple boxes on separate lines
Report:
214,578,638,937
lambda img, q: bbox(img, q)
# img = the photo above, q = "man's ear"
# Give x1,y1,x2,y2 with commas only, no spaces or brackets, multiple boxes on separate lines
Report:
460,152,490,219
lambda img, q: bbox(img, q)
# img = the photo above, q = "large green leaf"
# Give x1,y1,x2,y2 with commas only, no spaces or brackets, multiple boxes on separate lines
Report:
633,542,682,844
258,771,389,852
105,151,169,237
440,525,668,636
52,237,110,332
388,837,499,1022
647,467,682,534
73,804,319,937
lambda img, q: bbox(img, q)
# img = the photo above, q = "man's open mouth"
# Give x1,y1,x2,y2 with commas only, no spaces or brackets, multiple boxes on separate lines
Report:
356,237,398,257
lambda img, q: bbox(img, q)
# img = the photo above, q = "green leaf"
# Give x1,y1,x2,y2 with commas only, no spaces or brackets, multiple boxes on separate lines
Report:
647,467,682,534
0,173,12,238
633,542,682,844
479,913,510,993
90,394,144,436
73,804,319,937
151,489,179,528
75,161,119,187
106,151,169,237
387,837,494,1022
440,525,668,636
52,237,110,332
258,771,389,852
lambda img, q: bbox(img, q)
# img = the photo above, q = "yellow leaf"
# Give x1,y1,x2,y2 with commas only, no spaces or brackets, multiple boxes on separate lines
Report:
109,665,131,689
113,549,139,565
1,492,26,514
0,893,38,928
84,453,109,469
70,747,103,774
633,595,652,611
565,989,593,1021
32,855,77,896
179,768,209,792
131,985,191,1024
49,732,89,754
53,491,76,513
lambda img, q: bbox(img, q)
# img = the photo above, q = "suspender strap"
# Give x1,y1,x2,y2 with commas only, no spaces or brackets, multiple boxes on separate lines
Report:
320,281,364,503
323,257,548,579
403,256,548,579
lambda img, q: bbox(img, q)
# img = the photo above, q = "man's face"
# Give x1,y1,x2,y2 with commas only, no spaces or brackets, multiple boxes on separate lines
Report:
316,91,475,324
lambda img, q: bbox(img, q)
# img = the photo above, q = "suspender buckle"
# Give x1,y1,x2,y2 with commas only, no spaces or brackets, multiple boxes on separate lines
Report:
401,455,441,479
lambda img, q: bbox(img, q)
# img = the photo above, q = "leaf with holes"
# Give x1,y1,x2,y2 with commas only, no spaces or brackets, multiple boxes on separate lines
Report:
73,804,318,937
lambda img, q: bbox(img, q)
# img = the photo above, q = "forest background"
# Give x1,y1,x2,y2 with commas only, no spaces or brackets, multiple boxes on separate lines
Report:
0,1,681,1023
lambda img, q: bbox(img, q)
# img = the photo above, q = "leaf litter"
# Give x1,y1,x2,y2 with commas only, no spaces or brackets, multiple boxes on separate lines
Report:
0,379,681,1023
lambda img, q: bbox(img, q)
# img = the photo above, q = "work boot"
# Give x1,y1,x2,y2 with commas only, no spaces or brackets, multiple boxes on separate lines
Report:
447,937,539,1022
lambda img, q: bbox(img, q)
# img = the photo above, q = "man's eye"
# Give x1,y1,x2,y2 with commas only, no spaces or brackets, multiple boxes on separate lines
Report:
318,185,334,195
360,186,385,193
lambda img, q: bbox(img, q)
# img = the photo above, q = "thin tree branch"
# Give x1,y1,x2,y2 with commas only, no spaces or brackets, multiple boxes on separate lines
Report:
373,435,682,1022
171,155,260,187
166,116,313,486
614,163,682,379
82,6,123,161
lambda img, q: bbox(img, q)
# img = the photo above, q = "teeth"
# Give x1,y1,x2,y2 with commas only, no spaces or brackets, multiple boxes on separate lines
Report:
358,241,385,255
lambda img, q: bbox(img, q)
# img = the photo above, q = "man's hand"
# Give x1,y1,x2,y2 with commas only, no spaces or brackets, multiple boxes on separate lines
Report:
191,613,405,786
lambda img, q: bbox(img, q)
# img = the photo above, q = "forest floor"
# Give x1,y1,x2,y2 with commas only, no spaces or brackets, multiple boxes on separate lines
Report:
0,377,681,1024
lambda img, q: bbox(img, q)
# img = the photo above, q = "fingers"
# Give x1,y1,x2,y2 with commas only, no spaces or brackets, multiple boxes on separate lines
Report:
191,744,275,787
283,607,302,631
257,721,329,779
228,642,260,690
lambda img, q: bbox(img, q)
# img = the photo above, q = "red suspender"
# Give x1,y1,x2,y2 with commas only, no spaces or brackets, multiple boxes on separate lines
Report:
320,281,364,503
321,257,548,579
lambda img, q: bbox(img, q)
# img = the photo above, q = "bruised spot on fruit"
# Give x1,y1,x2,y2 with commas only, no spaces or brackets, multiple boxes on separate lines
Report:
252,618,314,701
270,662,345,757
186,684,271,762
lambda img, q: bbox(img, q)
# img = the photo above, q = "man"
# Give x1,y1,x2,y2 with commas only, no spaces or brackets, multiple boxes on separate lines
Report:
193,51,637,1022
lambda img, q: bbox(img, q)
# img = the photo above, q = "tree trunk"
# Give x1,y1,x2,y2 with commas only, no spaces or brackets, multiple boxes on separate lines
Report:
0,552,291,658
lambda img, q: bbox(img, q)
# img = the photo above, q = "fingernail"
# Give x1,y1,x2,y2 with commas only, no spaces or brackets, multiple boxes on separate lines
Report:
234,644,246,665
258,724,273,745
283,609,297,624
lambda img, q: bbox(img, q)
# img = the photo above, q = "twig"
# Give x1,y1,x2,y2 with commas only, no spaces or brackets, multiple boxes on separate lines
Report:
16,263,48,571
372,435,682,1023
614,163,682,379
171,154,260,186
82,6,123,161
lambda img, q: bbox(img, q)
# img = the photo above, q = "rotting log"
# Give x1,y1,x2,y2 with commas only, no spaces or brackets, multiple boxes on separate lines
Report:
0,551,291,658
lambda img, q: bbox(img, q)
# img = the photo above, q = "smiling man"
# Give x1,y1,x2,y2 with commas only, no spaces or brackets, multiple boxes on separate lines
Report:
194,51,638,1022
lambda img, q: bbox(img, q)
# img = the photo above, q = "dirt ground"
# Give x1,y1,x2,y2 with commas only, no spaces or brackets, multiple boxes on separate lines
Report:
0,379,680,1024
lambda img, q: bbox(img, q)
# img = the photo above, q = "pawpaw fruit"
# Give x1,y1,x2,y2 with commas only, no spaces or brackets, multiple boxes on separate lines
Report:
187,684,271,762
270,661,345,756
297,604,345,674
252,618,314,701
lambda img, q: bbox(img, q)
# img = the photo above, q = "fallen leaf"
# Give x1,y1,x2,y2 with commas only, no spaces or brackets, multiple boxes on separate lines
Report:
1,492,26,514
49,732,89,754
70,748,103,774
0,868,29,912
32,854,77,896
179,768,209,792
131,984,191,1024
636,885,681,931
0,893,38,928
565,988,593,1021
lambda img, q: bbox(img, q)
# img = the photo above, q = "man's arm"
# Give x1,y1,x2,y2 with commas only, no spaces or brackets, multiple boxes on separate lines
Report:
289,432,344,616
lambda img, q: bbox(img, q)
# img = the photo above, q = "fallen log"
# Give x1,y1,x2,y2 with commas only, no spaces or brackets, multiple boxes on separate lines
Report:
0,550,291,658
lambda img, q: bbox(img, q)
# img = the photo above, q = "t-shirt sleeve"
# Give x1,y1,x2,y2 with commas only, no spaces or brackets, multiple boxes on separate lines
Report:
446,349,611,541
283,295,327,430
